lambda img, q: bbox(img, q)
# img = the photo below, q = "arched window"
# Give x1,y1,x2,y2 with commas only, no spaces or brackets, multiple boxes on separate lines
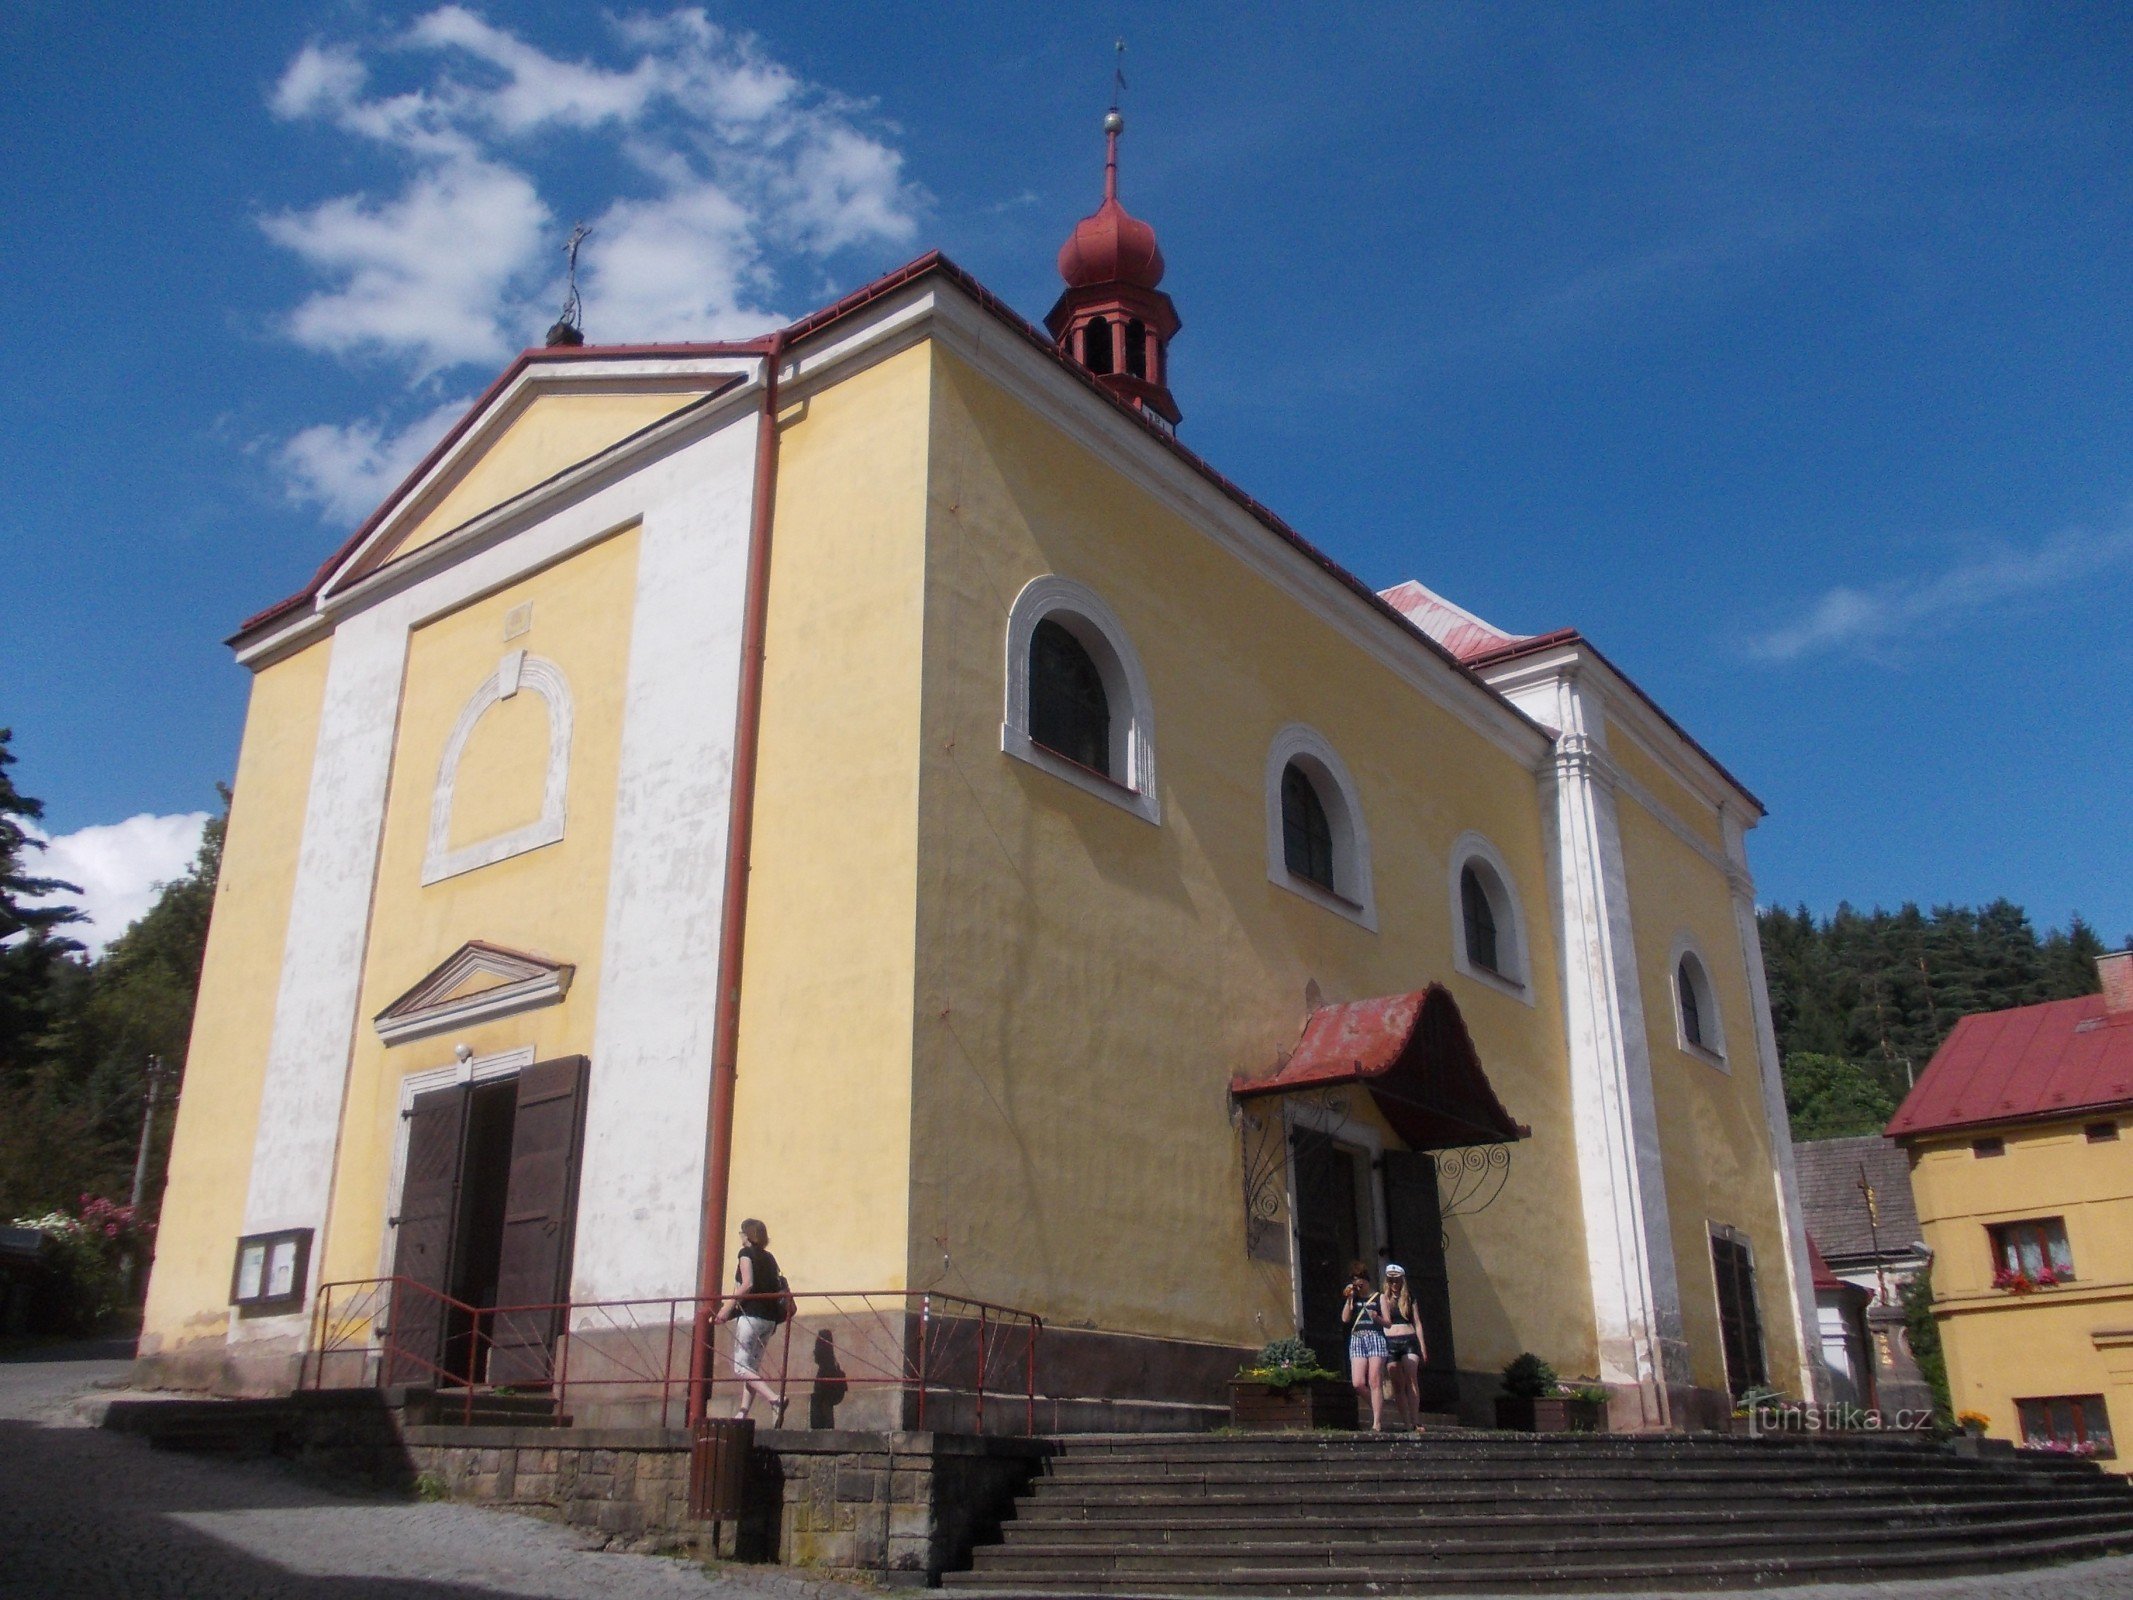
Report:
1263,725,1375,929
1672,942,1725,1062
1448,834,1529,997
1124,318,1148,379
1002,575,1159,824
1027,619,1110,775
1083,316,1114,375
1460,865,1500,974
1281,762,1336,892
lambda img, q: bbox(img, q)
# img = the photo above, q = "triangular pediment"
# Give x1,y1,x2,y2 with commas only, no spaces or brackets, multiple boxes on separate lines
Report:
374,939,574,1046
319,357,751,602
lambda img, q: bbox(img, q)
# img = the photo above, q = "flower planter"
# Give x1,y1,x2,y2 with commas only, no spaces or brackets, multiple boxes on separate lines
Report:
1229,1378,1359,1430
1495,1395,1608,1434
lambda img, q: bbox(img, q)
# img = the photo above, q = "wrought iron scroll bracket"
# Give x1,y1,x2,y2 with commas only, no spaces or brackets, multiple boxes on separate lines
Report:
1232,1088,1351,1260
1431,1142,1514,1246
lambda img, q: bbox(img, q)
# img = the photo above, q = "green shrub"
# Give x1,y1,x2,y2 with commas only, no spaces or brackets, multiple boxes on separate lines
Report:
1500,1353,1558,1399
1235,1335,1340,1389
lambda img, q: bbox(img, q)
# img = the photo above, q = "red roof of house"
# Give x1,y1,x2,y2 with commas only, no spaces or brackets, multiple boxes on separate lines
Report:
1230,985,1528,1150
1887,993,2133,1141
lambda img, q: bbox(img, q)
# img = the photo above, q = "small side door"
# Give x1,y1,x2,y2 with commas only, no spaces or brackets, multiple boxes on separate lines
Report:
1382,1147,1460,1411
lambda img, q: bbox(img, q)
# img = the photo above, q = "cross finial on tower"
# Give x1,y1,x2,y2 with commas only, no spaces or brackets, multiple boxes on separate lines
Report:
546,222,592,348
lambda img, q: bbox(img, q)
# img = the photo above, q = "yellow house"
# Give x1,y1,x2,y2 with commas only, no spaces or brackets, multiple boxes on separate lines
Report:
139,119,1819,1432
1892,950,2133,1467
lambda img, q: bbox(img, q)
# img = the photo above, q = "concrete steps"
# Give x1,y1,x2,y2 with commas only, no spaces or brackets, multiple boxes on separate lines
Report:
944,1432,2133,1594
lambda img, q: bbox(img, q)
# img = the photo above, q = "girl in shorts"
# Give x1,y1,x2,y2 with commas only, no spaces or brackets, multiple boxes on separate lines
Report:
1380,1264,1426,1432
1340,1259,1388,1430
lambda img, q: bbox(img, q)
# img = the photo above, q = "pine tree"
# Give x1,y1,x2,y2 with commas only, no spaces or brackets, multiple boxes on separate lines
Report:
0,728,83,1077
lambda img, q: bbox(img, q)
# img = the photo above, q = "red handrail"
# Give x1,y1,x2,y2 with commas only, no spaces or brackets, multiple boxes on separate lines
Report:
306,1278,1044,1434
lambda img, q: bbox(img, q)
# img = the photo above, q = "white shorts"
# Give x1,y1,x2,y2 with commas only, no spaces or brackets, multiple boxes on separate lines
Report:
731,1313,778,1378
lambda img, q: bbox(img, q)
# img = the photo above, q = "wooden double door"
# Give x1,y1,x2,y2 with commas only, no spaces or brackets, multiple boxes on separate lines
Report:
387,1056,589,1388
1292,1136,1460,1409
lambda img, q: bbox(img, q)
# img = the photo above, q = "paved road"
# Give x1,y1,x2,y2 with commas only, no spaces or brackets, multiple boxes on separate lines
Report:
0,1342,864,1600
9,1344,2133,1599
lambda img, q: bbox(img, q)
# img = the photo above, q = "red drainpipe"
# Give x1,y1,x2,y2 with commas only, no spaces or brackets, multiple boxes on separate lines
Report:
688,329,789,1422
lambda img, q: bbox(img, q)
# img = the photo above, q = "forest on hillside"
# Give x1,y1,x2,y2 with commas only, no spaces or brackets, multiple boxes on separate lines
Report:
1760,901,2120,1141
0,729,217,1233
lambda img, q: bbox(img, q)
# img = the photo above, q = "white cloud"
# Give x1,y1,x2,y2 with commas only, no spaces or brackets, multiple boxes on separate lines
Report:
262,9,920,527
279,396,472,523
1747,522,2133,664
24,813,210,958
263,160,551,374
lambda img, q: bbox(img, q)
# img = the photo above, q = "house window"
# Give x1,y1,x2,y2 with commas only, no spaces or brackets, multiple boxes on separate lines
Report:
1448,834,1528,994
2018,1395,2114,1456
1989,1218,2073,1284
1679,959,1704,1046
1262,725,1375,929
1710,1229,1768,1399
1461,866,1499,973
1028,619,1111,775
2086,1121,2119,1143
1001,575,1159,824
1972,1137,2005,1158
1282,763,1336,892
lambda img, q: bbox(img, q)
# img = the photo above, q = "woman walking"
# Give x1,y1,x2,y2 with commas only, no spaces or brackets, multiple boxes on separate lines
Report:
1380,1264,1426,1432
714,1218,791,1425
1340,1259,1388,1431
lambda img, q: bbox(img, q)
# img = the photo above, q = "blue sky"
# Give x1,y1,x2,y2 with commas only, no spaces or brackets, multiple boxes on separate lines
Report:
4,3,2129,950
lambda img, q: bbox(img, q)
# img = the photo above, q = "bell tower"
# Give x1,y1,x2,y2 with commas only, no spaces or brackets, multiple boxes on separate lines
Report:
1046,110,1182,429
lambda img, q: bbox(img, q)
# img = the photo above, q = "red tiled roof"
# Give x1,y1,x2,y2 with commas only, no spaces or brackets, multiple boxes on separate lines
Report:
1230,985,1529,1150
1887,993,2133,1140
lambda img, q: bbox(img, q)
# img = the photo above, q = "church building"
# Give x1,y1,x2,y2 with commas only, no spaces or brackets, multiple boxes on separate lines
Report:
140,114,1822,1431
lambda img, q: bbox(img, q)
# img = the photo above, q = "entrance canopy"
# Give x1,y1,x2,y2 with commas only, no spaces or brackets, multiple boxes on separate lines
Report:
1230,985,1529,1150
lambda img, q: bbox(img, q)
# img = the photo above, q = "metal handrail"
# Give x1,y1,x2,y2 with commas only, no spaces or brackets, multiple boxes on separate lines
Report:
306,1277,1044,1434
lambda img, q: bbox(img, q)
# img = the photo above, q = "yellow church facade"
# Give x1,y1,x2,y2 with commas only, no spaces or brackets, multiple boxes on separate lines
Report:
141,219,1819,1430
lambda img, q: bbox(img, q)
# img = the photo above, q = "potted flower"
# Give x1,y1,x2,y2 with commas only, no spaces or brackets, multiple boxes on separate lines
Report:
1229,1337,1353,1429
1493,1354,1608,1433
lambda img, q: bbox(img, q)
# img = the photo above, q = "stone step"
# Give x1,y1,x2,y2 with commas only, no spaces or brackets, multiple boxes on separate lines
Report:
974,1504,2133,1564
941,1527,2133,1594
1028,1467,2098,1501
997,1495,2133,1544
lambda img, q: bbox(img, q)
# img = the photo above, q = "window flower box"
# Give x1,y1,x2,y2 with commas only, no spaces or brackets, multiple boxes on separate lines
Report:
1494,1394,1608,1434
1228,1377,1358,1430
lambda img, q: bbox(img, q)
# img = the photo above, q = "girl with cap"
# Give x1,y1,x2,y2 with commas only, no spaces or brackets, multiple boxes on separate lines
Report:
1339,1259,1389,1430
1381,1264,1426,1432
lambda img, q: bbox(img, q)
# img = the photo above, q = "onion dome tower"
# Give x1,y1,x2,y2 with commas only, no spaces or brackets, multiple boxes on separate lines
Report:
1046,109,1182,429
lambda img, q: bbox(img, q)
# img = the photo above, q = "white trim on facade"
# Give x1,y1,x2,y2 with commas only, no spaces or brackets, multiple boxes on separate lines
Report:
372,943,574,1046
1448,830,1535,1004
1263,723,1377,932
1000,574,1161,825
421,653,574,884
234,377,769,1334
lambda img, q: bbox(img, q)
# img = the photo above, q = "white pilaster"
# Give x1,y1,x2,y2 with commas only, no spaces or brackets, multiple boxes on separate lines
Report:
1722,806,1828,1403
1529,672,1689,1427
572,406,761,1304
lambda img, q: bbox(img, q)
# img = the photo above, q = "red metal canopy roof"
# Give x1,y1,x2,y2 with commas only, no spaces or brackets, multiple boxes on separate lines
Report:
1887,993,2133,1141
1231,985,1529,1151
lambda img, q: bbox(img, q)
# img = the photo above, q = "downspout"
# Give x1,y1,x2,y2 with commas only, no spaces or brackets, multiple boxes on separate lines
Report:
689,329,789,1422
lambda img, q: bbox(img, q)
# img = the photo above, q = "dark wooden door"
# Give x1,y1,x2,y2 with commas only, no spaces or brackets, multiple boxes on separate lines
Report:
388,1084,470,1385
1711,1234,1768,1399
1291,1136,1363,1370
1382,1148,1459,1410
486,1056,590,1386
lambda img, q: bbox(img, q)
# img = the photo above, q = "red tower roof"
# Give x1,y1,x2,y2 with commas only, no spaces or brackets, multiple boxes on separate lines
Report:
1058,112,1165,290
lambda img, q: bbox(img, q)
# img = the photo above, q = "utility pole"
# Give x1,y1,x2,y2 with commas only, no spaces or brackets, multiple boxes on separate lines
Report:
130,1056,164,1213
121,1056,165,1303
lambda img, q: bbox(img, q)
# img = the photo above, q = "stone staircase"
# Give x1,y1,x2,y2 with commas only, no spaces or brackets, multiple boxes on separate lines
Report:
944,1432,2133,1594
